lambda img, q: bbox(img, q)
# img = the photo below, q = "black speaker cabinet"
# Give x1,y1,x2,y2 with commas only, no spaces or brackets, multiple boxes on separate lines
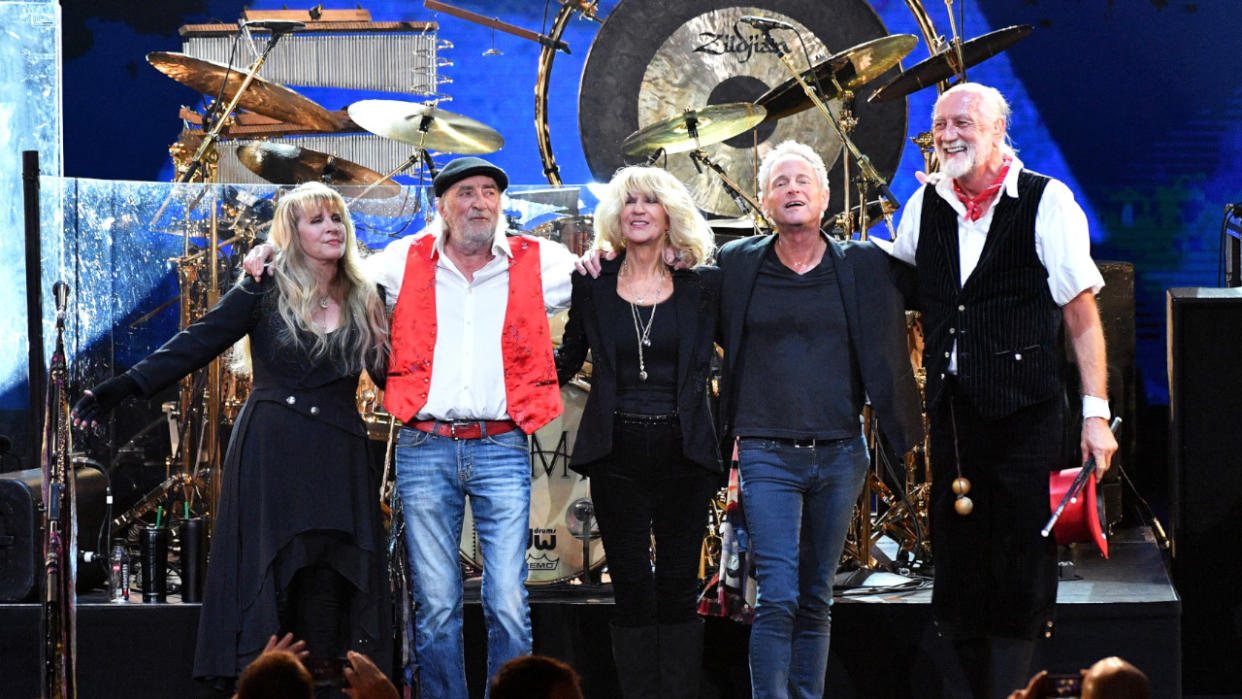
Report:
1167,287,1242,694
0,465,108,601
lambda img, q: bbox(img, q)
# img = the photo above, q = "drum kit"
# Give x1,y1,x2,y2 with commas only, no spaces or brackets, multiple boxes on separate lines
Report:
140,0,1040,588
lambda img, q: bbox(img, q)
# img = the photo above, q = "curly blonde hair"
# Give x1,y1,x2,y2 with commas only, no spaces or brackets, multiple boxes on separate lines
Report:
592,166,715,266
233,182,388,375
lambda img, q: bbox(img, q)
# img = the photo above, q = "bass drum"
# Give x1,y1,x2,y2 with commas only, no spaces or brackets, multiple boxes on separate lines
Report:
459,380,606,584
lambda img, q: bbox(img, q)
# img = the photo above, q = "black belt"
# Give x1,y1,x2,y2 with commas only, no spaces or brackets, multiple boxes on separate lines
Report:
766,436,848,449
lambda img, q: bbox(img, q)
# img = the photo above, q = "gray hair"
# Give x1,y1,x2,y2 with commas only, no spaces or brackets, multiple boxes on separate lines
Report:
935,82,1013,149
757,141,831,212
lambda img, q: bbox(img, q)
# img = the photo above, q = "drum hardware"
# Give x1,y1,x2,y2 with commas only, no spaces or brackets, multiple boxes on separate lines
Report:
754,33,917,124
535,0,602,185
687,149,772,232
758,26,902,228
424,0,571,54
831,198,898,238
236,142,401,199
346,98,503,200
620,103,767,158
566,498,600,585
148,46,338,186
866,25,1033,103
530,215,594,257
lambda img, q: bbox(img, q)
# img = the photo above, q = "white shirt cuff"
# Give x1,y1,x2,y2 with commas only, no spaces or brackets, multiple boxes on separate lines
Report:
1082,394,1111,421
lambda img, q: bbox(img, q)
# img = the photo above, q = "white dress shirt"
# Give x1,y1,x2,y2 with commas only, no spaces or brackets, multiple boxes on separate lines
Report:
367,218,576,421
889,154,1105,374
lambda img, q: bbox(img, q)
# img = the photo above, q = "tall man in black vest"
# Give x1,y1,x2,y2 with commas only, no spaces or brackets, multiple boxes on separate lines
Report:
889,83,1118,698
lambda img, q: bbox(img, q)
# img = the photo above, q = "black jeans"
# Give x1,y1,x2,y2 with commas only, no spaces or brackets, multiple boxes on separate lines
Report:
590,414,719,627
929,388,1064,640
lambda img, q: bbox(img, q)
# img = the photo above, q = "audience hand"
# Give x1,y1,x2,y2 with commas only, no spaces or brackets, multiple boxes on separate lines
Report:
261,632,309,660
343,650,399,699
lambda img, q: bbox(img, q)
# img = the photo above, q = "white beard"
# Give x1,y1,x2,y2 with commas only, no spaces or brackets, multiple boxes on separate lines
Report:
938,140,976,180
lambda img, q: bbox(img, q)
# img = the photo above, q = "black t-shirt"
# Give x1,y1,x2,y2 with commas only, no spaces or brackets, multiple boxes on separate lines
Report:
615,291,679,415
733,246,863,440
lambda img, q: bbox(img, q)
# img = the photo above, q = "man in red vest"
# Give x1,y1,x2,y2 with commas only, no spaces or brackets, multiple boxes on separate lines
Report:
245,157,576,697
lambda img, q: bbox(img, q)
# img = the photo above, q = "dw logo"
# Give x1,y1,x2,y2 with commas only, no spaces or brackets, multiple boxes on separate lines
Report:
529,527,557,551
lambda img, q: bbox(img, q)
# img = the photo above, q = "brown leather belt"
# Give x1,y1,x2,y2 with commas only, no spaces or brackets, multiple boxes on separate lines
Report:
410,419,519,440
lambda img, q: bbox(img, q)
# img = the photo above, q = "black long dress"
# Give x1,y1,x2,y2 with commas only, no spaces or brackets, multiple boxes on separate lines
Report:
122,276,392,681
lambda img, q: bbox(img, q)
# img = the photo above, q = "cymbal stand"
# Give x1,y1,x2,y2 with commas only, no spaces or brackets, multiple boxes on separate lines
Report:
177,25,298,184
761,31,902,212
942,0,968,82
688,149,772,231
349,118,438,204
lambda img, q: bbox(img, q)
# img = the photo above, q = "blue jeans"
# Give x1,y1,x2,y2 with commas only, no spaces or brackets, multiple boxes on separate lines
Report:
394,427,533,698
738,435,869,699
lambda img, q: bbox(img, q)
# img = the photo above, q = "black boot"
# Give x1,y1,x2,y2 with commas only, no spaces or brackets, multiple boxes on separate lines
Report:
657,618,703,699
611,622,660,698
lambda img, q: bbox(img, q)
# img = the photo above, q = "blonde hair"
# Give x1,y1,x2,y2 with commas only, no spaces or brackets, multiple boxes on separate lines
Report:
232,182,388,375
592,166,715,266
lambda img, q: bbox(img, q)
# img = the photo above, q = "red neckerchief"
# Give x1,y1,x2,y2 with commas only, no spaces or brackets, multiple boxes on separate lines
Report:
953,157,1011,221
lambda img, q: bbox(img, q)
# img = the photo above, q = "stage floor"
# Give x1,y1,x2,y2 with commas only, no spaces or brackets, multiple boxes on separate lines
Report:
0,527,1180,698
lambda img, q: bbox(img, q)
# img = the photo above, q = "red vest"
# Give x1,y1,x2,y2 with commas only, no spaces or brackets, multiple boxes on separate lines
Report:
383,234,562,434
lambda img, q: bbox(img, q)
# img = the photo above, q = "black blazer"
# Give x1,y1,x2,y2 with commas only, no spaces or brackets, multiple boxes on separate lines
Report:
715,235,924,456
555,254,724,474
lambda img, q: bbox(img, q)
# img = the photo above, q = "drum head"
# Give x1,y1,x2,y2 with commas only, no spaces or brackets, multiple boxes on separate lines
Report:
460,382,606,584
579,0,908,217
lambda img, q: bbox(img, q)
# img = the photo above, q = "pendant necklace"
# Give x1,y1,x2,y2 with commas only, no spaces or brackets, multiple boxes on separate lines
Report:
630,301,657,381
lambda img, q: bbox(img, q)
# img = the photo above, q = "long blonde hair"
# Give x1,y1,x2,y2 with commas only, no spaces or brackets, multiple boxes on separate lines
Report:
592,166,715,266
233,182,388,375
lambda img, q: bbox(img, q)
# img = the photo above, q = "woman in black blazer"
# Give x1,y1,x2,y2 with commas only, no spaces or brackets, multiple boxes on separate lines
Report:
556,165,722,699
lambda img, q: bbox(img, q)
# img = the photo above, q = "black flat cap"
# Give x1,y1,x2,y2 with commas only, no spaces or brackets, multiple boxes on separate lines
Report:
432,157,508,197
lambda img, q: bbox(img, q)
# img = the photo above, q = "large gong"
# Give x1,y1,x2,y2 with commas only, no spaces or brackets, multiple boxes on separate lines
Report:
580,0,908,218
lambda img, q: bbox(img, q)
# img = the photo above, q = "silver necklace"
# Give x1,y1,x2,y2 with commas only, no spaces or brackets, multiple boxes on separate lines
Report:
623,259,666,304
629,301,657,381
318,296,330,309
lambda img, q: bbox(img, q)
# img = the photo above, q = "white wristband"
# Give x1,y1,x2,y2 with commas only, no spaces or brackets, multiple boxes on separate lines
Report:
1082,395,1111,421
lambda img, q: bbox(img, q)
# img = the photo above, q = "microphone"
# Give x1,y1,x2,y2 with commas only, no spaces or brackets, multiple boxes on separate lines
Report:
739,15,794,32
242,19,306,34
52,281,69,311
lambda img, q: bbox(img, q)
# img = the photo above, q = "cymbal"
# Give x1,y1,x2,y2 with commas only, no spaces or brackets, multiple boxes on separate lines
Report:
346,100,504,155
147,51,343,131
868,25,1033,103
757,34,918,123
236,142,399,198
621,103,767,157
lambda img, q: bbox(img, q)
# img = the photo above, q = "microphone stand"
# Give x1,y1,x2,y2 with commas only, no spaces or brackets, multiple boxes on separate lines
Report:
754,26,902,214
41,281,76,698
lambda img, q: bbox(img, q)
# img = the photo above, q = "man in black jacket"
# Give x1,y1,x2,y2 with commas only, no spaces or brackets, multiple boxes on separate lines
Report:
715,141,922,699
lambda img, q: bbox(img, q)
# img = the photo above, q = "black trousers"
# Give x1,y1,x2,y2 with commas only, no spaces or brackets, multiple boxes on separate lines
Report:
929,388,1063,640
590,415,719,627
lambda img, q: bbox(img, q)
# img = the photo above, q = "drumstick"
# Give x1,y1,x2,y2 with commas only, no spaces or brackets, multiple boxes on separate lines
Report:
1041,416,1121,538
